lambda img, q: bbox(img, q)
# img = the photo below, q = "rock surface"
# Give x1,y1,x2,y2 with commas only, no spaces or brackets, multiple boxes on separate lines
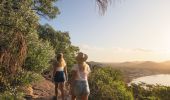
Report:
32,78,55,98
24,78,71,100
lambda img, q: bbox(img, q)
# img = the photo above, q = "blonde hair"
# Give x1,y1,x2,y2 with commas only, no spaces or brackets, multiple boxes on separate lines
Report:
76,52,88,72
56,53,66,67
82,62,89,73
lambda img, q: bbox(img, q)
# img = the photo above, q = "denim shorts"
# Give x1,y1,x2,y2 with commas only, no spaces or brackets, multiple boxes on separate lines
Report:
72,80,90,96
54,71,65,83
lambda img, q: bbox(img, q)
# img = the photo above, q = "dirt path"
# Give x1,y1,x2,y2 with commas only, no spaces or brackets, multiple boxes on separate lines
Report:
32,95,71,100
25,78,71,100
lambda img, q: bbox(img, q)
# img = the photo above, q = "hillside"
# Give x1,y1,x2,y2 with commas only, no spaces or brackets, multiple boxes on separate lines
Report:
89,61,170,82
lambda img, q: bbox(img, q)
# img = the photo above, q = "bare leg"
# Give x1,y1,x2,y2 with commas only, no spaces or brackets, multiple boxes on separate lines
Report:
70,86,76,100
71,95,76,100
60,82,65,100
81,95,88,100
70,81,76,100
55,83,59,100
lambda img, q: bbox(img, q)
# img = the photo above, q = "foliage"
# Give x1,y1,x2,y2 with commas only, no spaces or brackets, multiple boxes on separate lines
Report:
0,1,39,96
0,0,59,98
0,91,24,100
96,0,111,15
38,24,79,69
88,66,134,100
31,0,60,19
0,0,59,75
0,70,41,90
24,33,55,73
0,70,42,99
0,0,38,75
131,83,170,100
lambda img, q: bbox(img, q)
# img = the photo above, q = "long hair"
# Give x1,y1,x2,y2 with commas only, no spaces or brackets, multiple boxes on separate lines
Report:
76,52,88,72
56,53,66,67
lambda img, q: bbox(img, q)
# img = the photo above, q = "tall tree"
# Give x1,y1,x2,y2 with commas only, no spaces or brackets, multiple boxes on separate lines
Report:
0,0,59,74
0,0,38,75
0,0,59,94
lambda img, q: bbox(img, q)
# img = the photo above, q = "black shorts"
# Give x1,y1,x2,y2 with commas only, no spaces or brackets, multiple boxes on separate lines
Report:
54,71,65,83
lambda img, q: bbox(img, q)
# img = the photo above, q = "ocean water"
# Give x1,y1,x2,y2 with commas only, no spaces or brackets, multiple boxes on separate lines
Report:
130,74,170,86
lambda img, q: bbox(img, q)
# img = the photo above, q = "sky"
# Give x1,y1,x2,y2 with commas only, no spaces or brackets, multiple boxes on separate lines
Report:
40,0,170,62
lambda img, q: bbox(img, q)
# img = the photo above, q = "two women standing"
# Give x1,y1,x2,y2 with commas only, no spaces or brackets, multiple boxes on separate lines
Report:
53,52,91,100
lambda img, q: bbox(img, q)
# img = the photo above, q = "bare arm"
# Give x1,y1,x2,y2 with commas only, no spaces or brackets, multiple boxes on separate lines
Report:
70,70,77,86
64,66,68,81
87,65,91,79
53,62,57,77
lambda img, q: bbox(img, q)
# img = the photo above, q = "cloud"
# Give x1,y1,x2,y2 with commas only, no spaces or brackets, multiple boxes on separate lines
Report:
133,48,153,53
79,44,105,52
75,44,170,62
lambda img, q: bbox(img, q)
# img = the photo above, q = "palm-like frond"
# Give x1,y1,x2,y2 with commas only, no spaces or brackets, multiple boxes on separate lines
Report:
96,0,111,15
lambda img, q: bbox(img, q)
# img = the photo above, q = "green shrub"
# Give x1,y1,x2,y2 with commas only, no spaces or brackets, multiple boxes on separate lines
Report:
89,67,133,100
0,89,24,100
25,33,55,73
131,83,170,100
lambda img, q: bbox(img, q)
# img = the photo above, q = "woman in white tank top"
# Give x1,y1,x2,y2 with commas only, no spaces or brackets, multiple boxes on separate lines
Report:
53,53,68,100
71,52,91,100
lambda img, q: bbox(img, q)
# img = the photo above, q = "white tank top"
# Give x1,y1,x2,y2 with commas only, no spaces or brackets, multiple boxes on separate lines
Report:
56,67,64,71
71,64,91,80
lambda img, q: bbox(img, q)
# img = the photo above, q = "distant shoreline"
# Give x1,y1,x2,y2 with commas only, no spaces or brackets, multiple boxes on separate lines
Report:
88,61,170,83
